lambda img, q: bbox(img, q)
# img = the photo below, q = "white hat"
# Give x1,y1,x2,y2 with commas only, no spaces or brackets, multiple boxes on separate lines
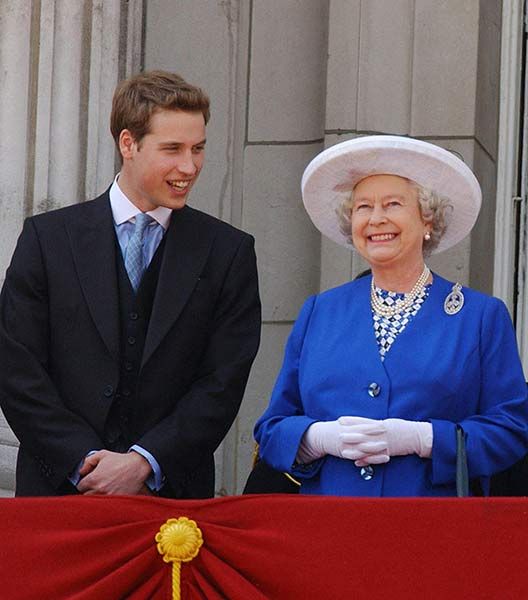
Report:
301,135,482,254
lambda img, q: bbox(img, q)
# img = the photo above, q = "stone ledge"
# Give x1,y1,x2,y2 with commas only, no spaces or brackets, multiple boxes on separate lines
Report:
0,442,17,491
0,425,18,447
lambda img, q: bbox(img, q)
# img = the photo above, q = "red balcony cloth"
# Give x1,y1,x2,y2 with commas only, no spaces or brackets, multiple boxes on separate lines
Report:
0,495,526,599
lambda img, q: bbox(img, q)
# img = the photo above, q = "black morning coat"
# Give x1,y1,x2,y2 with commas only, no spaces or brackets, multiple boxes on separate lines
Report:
0,191,261,497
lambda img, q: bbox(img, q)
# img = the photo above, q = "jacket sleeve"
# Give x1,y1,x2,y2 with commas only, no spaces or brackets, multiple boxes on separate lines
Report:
0,218,104,489
135,234,261,491
431,297,528,485
254,295,322,477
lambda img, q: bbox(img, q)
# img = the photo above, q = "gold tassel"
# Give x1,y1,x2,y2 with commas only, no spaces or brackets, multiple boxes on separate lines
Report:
155,517,203,600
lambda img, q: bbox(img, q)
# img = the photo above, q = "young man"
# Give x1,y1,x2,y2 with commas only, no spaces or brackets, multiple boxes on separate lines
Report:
0,71,261,498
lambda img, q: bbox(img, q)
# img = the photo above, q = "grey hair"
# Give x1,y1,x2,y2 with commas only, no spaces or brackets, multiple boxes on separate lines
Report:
336,179,452,255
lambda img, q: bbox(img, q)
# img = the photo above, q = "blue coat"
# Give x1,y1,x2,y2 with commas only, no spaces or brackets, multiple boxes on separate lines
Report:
255,274,528,496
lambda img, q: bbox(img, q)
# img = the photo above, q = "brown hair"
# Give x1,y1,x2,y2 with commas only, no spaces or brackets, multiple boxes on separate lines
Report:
110,70,210,150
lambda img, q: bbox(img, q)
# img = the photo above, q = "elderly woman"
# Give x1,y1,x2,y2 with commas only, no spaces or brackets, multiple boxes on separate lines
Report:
254,135,528,497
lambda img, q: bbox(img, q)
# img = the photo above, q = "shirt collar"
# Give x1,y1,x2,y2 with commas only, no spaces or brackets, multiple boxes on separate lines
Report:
109,175,172,230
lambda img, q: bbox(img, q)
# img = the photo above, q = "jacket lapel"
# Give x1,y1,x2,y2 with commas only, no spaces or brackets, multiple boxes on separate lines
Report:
66,193,120,363
141,207,214,368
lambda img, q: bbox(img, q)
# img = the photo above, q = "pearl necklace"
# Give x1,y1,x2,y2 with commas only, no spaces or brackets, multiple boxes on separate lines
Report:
370,265,431,318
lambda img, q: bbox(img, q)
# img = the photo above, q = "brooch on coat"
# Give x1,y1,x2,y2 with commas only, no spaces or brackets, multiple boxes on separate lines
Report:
444,283,464,315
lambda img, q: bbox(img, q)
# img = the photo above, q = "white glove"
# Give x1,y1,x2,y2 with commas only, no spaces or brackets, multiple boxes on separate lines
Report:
347,417,433,467
296,417,390,465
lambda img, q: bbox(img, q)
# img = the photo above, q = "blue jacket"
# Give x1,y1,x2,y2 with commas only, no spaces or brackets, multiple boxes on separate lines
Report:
255,274,528,496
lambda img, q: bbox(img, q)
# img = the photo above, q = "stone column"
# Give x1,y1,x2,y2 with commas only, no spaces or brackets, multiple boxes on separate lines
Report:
240,0,329,493
0,0,144,496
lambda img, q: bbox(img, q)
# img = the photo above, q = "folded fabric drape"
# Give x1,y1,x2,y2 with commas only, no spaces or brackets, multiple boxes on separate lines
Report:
1,495,526,599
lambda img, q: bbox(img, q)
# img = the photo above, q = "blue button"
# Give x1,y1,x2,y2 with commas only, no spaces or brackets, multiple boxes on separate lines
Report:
360,466,374,480
368,382,381,397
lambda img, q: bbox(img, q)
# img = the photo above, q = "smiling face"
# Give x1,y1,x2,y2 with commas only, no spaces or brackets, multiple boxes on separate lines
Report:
117,108,206,212
350,174,430,272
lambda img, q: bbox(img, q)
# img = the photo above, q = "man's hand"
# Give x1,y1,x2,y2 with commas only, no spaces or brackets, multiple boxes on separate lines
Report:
77,450,152,495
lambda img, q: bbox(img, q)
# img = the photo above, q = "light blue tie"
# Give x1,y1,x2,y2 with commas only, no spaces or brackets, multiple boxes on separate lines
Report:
124,213,153,291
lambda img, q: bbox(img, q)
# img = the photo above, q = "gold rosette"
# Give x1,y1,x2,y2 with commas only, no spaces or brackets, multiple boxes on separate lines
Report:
156,517,203,600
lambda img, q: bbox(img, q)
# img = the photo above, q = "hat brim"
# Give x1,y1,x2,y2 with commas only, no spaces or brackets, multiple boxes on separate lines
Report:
301,135,482,254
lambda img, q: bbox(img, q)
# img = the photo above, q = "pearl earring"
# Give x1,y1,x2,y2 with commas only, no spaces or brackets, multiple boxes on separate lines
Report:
424,231,431,241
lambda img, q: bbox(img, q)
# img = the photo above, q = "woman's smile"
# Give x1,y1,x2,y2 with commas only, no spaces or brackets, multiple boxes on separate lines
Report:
368,232,398,242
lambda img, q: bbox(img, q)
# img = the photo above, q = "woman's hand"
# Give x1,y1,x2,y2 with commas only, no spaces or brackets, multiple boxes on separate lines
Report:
296,417,433,466
349,417,433,466
296,417,390,464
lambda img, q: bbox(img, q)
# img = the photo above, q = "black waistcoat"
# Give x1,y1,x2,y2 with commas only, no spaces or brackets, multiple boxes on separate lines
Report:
103,237,167,451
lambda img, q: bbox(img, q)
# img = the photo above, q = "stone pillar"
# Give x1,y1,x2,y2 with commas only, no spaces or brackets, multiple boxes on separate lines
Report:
240,0,329,493
470,0,502,294
0,0,144,496
0,0,34,497
0,2,32,281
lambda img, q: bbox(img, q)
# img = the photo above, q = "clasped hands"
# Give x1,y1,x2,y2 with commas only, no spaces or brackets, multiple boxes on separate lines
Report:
297,416,433,466
76,449,153,496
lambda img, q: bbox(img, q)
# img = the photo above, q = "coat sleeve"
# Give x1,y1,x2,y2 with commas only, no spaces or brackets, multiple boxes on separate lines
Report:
135,234,261,491
0,218,104,489
431,297,528,485
254,295,322,477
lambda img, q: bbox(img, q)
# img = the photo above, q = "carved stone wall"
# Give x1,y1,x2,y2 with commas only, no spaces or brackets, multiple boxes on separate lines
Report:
0,0,503,496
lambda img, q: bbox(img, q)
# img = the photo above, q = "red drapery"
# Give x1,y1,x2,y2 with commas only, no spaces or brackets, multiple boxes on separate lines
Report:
0,495,527,599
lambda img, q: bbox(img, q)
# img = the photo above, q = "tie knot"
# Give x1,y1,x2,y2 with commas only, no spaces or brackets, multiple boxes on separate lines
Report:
134,213,153,238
